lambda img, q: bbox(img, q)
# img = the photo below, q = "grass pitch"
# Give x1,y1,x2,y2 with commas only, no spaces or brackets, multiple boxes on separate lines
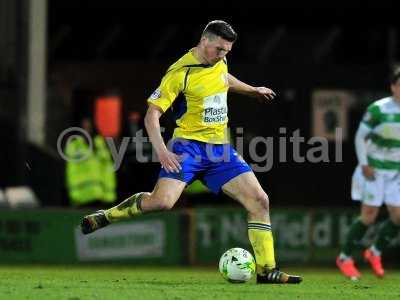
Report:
0,265,399,300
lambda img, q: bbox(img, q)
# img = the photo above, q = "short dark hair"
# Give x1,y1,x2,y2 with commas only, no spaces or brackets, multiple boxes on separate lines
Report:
202,20,237,42
390,66,400,84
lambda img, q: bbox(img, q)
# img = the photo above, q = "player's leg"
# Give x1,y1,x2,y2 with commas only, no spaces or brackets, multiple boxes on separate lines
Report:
221,171,302,284
336,204,379,279
374,173,400,254
375,205,400,252
341,204,379,258
337,170,383,279
364,205,400,277
107,177,186,218
81,178,186,234
344,166,374,259
364,172,400,277
81,138,200,234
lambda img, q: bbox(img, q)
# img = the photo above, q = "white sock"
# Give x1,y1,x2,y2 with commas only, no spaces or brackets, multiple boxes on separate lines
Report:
339,252,352,261
370,245,382,256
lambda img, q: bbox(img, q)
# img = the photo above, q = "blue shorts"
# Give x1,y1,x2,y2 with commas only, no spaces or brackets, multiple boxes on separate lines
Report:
159,139,252,194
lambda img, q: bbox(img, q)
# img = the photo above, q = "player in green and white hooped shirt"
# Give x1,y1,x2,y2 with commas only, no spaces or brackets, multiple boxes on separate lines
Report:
337,67,400,280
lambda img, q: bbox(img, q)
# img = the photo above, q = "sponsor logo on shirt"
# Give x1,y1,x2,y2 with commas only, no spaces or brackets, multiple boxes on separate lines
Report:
203,92,228,124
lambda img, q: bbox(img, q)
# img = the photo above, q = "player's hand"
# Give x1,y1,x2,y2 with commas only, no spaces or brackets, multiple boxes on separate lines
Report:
362,165,375,180
157,149,182,173
253,87,276,102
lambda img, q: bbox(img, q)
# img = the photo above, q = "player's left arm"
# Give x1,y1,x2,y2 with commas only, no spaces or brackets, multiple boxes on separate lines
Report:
227,73,276,102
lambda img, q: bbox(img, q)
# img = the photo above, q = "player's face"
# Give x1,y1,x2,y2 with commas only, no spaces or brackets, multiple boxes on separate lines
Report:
203,36,233,65
391,78,400,101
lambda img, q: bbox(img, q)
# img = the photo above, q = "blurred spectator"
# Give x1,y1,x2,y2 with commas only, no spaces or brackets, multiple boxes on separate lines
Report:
65,117,117,207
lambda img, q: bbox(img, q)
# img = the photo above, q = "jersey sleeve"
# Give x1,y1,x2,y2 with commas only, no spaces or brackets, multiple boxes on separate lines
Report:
361,103,380,128
147,68,185,112
354,122,371,165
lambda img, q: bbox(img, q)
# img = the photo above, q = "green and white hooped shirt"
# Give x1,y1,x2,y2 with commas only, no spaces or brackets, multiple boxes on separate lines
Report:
362,97,400,170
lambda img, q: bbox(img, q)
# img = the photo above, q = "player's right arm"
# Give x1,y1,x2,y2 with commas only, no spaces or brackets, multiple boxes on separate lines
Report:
145,67,185,173
145,104,181,173
357,104,380,180
355,123,374,179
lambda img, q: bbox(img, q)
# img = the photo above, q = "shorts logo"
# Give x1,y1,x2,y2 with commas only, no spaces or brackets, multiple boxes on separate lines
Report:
150,88,162,100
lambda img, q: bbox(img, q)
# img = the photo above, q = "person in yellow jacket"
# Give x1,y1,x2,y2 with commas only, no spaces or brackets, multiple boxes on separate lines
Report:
65,118,116,207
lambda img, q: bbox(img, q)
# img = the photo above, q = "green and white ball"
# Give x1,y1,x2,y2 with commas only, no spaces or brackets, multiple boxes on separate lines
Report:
218,248,256,283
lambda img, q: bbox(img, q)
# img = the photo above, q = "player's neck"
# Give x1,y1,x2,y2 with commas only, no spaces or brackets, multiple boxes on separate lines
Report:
192,46,209,65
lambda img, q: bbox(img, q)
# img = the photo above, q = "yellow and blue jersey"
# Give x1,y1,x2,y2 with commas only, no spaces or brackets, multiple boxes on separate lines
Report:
147,49,229,144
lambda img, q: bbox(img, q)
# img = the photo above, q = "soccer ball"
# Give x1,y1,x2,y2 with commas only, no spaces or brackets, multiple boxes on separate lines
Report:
218,247,256,283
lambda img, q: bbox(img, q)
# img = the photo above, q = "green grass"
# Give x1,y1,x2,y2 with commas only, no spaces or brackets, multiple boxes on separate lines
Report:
0,265,399,300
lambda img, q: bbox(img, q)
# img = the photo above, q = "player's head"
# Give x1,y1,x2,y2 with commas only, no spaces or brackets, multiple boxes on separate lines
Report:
199,20,237,65
390,66,400,100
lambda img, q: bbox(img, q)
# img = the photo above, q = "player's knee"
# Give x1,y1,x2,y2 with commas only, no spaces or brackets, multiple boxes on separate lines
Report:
389,214,400,226
361,213,377,225
362,218,375,226
387,207,400,225
157,201,175,211
152,199,174,211
254,191,270,213
361,206,379,225
149,194,175,211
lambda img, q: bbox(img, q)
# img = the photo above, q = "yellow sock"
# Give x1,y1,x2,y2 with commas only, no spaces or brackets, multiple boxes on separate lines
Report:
105,192,143,223
248,221,276,275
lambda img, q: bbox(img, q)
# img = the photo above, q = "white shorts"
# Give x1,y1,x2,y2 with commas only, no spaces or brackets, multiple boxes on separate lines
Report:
351,165,400,207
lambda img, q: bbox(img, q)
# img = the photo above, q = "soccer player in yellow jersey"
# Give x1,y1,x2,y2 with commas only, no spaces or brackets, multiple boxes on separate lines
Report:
81,20,302,284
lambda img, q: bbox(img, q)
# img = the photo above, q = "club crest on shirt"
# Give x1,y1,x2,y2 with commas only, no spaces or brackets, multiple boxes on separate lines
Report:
150,88,162,100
